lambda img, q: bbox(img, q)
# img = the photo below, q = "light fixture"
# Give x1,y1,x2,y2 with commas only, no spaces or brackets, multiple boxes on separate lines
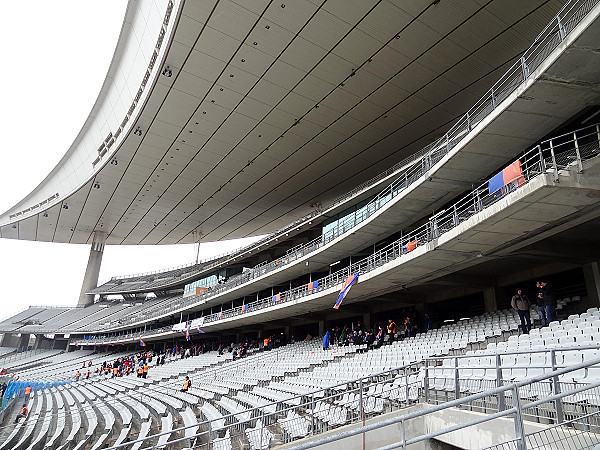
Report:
162,65,172,77
11,224,16,229
134,127,142,136
93,183,100,189
62,204,69,210
43,213,48,218
111,159,118,166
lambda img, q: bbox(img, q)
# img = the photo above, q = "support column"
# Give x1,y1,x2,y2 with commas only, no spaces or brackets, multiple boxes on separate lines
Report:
583,262,600,307
318,320,325,336
362,312,371,331
484,287,498,313
78,231,106,307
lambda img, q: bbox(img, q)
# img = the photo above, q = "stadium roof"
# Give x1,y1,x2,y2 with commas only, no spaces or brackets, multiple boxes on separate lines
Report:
0,0,572,245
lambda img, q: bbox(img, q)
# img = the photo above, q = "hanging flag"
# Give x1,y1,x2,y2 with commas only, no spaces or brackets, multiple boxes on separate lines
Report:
488,160,525,194
218,312,223,319
185,325,191,341
308,280,319,291
241,304,248,313
196,325,205,334
139,336,145,347
333,272,360,310
272,294,281,304
75,342,79,347
402,240,419,253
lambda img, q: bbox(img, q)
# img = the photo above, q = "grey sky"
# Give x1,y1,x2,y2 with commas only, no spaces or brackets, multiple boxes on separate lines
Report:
0,2,261,321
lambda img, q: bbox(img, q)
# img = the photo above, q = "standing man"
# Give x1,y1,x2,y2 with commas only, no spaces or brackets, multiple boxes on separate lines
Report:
539,281,557,324
14,404,28,424
535,282,548,327
511,289,532,334
387,319,397,343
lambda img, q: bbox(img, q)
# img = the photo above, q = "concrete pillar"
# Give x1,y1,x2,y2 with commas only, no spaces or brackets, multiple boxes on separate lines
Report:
483,287,498,313
257,330,263,340
583,262,600,307
235,332,241,344
78,231,106,307
362,312,371,330
318,320,325,336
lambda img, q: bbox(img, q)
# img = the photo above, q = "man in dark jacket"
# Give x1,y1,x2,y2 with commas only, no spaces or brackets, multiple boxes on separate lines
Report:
539,281,557,324
535,282,548,327
511,289,531,334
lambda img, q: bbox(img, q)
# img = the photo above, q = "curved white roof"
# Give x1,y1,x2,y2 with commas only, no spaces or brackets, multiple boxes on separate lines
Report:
0,0,575,245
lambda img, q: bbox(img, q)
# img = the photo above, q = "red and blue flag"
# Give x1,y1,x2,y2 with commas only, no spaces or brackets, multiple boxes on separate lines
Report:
333,272,359,310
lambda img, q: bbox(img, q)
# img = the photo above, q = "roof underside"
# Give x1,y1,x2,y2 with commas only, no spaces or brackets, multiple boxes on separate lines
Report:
0,0,569,245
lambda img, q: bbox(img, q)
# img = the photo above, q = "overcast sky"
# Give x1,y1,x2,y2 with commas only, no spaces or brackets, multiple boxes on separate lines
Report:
0,2,261,321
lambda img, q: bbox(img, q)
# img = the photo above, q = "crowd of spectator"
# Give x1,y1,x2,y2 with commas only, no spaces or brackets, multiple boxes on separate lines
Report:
511,280,557,334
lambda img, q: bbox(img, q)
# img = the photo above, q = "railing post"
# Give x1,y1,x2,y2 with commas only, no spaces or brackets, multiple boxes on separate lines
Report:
260,407,265,450
549,139,559,182
538,145,546,173
550,350,564,424
557,15,566,40
310,393,315,435
512,385,528,450
424,360,430,403
496,354,506,411
400,419,406,450
491,87,497,109
573,132,583,172
359,378,364,423
208,419,212,449
466,111,471,131
521,56,529,80
454,357,460,400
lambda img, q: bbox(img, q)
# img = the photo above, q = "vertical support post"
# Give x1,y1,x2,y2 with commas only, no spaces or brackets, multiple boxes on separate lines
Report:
573,132,583,172
550,350,564,424
260,407,265,450
512,385,528,450
557,15,566,40
359,378,364,425
310,393,315,435
491,87,497,108
538,145,546,173
454,356,460,400
466,112,471,131
424,360,430,403
400,420,406,450
521,56,529,80
496,353,506,411
207,419,212,449
549,139,559,182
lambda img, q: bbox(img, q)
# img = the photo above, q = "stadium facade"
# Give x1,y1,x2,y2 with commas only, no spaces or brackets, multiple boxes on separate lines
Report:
1,0,600,448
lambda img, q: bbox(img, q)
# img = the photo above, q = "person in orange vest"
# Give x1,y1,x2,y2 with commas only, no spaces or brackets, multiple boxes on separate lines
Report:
263,337,269,351
86,370,90,380
112,367,118,378
181,376,191,392
143,363,149,379
88,360,92,367
24,385,32,402
14,404,28,424
75,370,81,381
137,366,143,378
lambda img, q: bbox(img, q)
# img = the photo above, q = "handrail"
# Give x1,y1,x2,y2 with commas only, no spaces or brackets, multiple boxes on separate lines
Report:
90,0,599,305
85,119,600,335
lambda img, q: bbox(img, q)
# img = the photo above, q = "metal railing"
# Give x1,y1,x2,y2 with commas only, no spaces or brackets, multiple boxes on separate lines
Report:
92,0,599,297
197,122,600,327
101,344,600,450
84,120,600,339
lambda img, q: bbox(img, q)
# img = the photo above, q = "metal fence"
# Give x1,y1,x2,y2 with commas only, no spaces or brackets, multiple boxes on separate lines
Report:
99,346,600,450
87,120,600,343
91,0,599,299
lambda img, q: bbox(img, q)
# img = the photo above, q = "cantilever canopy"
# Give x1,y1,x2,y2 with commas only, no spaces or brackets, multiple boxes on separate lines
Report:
0,0,571,245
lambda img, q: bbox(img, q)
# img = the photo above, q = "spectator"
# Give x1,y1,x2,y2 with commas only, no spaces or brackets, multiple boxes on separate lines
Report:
424,314,433,332
14,404,28,424
387,319,397,343
143,363,149,379
539,281,557,324
322,331,330,350
511,289,532,334
137,366,143,378
86,370,90,379
535,282,548,327
24,385,31,402
75,370,81,381
403,316,411,338
181,376,191,392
